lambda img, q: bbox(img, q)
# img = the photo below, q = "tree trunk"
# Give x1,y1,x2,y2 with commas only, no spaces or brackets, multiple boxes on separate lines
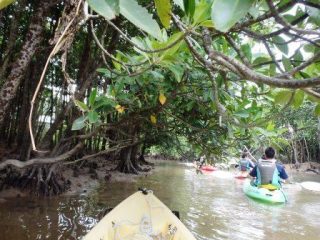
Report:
318,118,320,162
131,144,146,171
16,60,41,161
292,141,299,166
0,0,26,82
288,123,299,167
0,1,57,125
116,146,139,174
116,125,141,174
305,138,310,162
138,143,154,166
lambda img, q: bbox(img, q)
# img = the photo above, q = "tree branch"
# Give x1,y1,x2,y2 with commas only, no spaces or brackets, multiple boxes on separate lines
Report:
0,143,83,170
267,0,320,37
203,30,320,88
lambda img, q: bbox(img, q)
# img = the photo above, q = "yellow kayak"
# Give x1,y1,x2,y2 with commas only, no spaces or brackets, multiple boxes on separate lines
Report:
83,190,196,240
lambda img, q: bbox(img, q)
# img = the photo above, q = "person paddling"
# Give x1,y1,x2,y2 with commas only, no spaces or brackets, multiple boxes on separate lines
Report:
249,147,288,190
237,151,254,177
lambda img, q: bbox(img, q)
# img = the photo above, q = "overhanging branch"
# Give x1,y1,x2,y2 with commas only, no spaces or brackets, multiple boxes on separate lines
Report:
0,143,84,170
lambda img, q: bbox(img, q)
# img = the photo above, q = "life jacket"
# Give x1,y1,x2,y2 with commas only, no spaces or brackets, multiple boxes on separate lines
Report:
239,159,250,171
256,159,280,188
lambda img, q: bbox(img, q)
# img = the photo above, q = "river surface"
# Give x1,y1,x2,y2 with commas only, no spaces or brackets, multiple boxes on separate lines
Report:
0,161,319,240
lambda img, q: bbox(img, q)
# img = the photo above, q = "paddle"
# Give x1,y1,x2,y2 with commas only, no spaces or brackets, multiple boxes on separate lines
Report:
279,188,288,203
300,181,320,192
243,145,258,163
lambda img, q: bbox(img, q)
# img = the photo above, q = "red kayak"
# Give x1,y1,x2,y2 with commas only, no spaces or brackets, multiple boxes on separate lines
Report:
234,172,248,179
200,165,217,171
234,175,247,179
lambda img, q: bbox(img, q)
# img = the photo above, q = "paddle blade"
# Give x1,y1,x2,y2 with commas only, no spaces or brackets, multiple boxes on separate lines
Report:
300,181,320,192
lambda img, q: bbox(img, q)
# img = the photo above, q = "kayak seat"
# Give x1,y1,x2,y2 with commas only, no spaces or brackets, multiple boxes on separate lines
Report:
259,184,279,191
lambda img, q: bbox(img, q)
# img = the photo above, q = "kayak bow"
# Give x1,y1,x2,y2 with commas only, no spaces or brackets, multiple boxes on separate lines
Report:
83,190,196,240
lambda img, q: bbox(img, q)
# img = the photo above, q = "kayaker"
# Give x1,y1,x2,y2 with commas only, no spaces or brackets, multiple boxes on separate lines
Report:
249,147,288,189
236,152,254,178
239,152,254,172
199,155,206,167
193,160,201,174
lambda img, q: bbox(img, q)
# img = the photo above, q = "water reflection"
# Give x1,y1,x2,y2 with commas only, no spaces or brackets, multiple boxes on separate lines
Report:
0,161,319,239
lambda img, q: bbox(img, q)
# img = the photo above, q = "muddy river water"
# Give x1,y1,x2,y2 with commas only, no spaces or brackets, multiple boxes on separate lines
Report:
0,161,319,239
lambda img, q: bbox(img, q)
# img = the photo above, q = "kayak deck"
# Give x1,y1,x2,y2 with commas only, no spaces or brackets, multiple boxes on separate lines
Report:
83,191,196,240
243,180,287,203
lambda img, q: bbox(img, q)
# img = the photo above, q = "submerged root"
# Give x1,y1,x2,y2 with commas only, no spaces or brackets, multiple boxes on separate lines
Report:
0,165,70,196
115,161,139,174
138,155,154,167
116,162,151,174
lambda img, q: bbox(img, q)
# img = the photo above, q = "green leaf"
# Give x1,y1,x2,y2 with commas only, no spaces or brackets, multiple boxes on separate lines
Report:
87,0,118,20
94,96,116,110
0,0,16,10
233,110,250,118
193,0,211,24
168,64,184,82
304,44,315,53
292,90,304,109
266,121,275,131
160,32,184,59
93,100,112,111
88,111,99,123
155,0,171,29
137,99,142,108
119,0,163,41
283,6,304,25
269,63,276,76
74,100,89,112
256,127,275,137
150,70,164,80
248,5,259,19
282,56,292,72
104,96,116,106
282,14,296,23
186,101,195,111
307,94,320,103
307,6,320,25
72,116,87,130
198,20,214,28
112,51,126,70
184,0,196,18
272,36,288,55
89,88,97,107
315,104,320,116
253,56,271,65
131,37,150,59
274,90,293,106
96,68,112,77
293,50,303,62
303,63,320,76
211,0,254,32
240,44,252,62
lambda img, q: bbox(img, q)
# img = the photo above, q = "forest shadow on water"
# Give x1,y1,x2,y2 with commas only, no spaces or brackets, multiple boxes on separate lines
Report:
0,161,319,240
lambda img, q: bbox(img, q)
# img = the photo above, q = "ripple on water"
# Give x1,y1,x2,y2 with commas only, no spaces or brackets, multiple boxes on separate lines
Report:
299,203,320,227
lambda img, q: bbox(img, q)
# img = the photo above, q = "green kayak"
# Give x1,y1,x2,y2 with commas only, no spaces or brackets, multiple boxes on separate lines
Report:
243,180,287,203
